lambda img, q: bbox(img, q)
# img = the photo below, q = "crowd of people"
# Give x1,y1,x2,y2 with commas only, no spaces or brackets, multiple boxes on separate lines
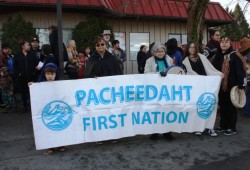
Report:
0,27,126,114
0,26,250,153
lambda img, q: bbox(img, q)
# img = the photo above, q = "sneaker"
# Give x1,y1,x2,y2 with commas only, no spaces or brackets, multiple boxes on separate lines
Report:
223,129,237,136
215,127,225,133
96,141,103,145
0,104,7,108
194,131,202,136
208,129,217,137
110,140,118,144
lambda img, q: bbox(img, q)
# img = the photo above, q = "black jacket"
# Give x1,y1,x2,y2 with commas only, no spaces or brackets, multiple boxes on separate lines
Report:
84,51,122,78
14,51,39,82
137,51,146,73
203,40,220,59
49,32,68,65
212,48,246,90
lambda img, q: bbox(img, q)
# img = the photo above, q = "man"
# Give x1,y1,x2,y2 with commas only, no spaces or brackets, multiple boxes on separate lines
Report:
112,40,126,74
239,37,250,117
102,30,113,53
31,37,41,60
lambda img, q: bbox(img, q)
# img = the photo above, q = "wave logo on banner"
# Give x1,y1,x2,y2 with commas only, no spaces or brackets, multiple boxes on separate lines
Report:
196,93,216,119
41,100,74,131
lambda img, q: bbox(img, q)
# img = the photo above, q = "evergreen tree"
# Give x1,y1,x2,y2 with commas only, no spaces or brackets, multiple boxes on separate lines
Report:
72,15,113,51
233,3,250,39
1,15,36,53
218,3,250,41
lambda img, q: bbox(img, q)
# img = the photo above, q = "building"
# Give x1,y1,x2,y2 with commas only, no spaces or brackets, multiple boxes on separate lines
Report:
0,0,233,74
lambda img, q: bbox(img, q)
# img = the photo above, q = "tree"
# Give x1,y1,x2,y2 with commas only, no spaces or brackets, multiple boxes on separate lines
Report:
1,15,36,53
186,0,209,52
218,3,250,41
217,8,235,39
72,15,113,51
232,3,250,39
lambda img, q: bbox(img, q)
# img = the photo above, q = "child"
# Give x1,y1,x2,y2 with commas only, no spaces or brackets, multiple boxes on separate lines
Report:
29,63,65,154
78,52,88,78
0,67,15,112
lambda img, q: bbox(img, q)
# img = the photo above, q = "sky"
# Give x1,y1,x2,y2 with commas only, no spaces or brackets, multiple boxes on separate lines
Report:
211,0,250,23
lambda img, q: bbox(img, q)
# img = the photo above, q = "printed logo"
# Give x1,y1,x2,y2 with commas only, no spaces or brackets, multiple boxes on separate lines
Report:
42,100,74,131
196,93,216,119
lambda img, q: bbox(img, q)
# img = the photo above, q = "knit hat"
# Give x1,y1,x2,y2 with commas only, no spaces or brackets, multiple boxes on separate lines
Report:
239,37,250,53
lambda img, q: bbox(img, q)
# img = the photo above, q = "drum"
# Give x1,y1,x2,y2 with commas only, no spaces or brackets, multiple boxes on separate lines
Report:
166,66,186,75
230,86,246,108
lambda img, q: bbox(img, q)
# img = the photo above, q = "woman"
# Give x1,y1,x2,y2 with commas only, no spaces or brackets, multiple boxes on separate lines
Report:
144,43,173,140
203,29,221,60
212,36,246,136
84,37,121,78
48,25,68,66
137,45,147,74
65,40,79,79
166,38,182,66
14,40,39,113
182,41,223,137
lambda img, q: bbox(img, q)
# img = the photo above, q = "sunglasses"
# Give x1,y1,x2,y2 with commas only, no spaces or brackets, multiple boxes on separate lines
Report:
96,43,105,47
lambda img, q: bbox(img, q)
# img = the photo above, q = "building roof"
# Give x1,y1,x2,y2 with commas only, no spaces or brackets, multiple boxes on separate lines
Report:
0,0,233,25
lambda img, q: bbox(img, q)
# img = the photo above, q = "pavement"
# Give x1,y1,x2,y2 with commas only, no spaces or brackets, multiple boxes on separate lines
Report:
0,100,250,170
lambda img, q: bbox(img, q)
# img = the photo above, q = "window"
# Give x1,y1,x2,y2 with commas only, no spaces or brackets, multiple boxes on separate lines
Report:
168,34,187,45
114,32,126,51
130,33,149,61
36,28,73,46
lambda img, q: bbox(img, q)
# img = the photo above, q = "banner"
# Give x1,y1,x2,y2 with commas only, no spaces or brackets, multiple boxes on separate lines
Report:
30,74,221,150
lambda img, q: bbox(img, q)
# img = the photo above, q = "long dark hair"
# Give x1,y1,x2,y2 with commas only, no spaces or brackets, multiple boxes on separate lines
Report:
183,41,198,60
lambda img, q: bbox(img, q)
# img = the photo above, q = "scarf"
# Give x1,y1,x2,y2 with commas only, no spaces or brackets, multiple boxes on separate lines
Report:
221,51,247,91
154,56,169,72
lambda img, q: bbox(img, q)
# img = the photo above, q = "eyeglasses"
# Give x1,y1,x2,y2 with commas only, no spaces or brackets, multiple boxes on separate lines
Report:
156,51,165,53
96,43,105,47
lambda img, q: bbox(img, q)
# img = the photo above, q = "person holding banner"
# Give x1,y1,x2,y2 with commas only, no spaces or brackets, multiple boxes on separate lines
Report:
83,37,121,144
212,36,247,136
84,37,122,78
182,41,223,137
29,63,65,154
144,43,174,140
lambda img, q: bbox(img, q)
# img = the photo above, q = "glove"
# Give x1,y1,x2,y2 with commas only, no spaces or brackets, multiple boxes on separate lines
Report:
160,71,167,77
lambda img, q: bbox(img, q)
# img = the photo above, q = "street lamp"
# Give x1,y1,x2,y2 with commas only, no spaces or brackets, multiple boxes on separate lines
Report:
56,0,64,79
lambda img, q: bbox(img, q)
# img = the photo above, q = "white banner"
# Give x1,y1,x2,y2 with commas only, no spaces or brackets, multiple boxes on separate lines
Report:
30,74,221,150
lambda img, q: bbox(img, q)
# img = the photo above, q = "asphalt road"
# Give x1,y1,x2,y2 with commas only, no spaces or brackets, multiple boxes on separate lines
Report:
0,105,250,170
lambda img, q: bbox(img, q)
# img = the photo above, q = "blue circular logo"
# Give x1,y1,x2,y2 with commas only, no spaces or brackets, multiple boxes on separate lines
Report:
196,93,216,119
42,101,73,131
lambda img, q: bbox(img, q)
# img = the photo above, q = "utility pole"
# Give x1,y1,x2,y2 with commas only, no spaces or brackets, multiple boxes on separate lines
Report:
56,0,64,79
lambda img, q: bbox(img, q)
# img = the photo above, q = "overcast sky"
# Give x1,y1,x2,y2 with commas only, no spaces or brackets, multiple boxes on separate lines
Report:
210,0,250,23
